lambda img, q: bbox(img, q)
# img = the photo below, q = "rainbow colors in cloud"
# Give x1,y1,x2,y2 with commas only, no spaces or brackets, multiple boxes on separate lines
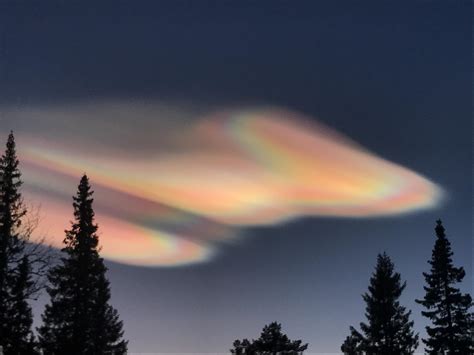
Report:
7,104,442,266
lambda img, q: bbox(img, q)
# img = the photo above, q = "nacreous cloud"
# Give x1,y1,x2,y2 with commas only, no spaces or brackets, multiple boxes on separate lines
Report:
2,103,442,266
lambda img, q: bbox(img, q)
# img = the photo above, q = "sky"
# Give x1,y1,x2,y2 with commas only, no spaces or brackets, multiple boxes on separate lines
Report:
0,1,472,353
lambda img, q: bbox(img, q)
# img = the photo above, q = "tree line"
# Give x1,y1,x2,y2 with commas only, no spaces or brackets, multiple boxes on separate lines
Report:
0,131,472,354
229,228,473,354
0,132,127,354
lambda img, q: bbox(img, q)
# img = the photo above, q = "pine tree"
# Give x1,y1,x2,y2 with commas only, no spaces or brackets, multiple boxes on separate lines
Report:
416,220,473,354
0,132,36,354
6,256,37,354
343,253,419,355
38,175,127,354
341,327,363,355
230,321,308,354
231,339,253,355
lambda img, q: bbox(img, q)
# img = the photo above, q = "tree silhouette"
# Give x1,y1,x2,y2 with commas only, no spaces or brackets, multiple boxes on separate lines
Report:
0,132,37,353
343,253,418,355
341,327,363,355
6,256,37,354
231,339,253,355
231,321,308,354
38,175,127,354
416,220,473,354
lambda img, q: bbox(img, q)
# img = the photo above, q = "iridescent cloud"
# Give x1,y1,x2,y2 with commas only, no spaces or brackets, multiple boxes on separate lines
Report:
2,103,442,266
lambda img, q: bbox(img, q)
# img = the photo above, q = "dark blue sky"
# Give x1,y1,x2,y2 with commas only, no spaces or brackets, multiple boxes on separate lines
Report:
0,1,471,353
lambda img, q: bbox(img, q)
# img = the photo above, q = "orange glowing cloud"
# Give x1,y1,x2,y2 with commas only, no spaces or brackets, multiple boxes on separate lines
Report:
2,103,442,266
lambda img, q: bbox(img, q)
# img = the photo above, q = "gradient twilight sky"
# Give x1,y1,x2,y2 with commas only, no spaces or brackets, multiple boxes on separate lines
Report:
0,1,471,353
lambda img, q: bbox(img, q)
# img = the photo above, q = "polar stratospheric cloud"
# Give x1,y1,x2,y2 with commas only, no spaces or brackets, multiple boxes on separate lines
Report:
3,103,442,266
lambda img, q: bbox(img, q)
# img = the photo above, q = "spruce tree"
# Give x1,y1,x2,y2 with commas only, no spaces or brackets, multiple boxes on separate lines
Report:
38,175,127,354
0,132,36,354
231,321,308,354
231,339,253,355
341,327,363,355
6,256,37,354
416,220,473,354
343,253,418,355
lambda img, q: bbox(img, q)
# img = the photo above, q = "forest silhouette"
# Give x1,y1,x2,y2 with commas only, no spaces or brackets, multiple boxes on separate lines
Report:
0,132,472,354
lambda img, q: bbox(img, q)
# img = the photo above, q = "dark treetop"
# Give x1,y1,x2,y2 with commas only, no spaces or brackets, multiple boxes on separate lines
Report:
231,321,308,354
342,253,418,355
38,175,127,355
0,132,36,354
416,220,473,354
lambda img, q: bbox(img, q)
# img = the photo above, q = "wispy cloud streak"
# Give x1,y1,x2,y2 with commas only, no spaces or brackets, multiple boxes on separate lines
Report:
1,103,442,266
